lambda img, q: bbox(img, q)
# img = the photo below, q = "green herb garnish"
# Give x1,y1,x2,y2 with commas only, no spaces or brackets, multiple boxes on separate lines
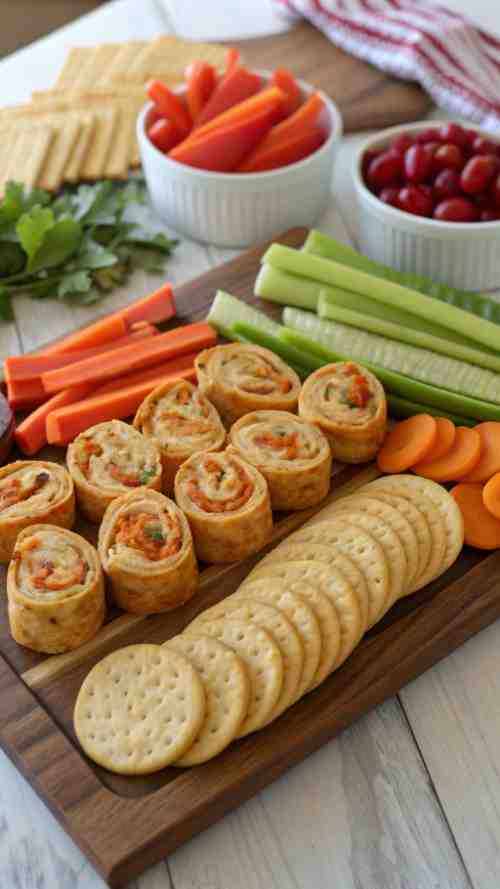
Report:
0,180,178,320
139,467,157,485
145,525,165,543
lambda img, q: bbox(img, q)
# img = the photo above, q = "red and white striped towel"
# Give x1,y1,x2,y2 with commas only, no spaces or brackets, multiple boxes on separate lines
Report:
273,0,500,130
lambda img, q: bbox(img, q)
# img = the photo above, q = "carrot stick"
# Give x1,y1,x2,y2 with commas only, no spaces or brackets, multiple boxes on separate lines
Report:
240,93,325,171
5,326,158,382
460,422,500,482
15,384,92,456
178,86,287,144
46,354,197,445
146,79,192,135
451,482,500,549
41,322,216,395
6,378,46,411
193,66,262,130
271,68,301,115
237,126,324,173
413,426,481,482
92,354,197,396
185,61,217,121
40,313,127,357
483,472,500,520
115,284,176,327
410,417,456,467
377,414,437,473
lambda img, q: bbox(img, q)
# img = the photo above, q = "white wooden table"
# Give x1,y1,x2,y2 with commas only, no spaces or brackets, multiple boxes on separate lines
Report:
2,2,500,887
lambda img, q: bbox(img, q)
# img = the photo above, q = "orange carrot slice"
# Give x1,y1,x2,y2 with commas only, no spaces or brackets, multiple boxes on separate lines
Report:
451,482,500,549
6,378,46,411
413,426,481,482
46,354,197,445
377,414,437,473
15,384,92,456
482,471,500,520
411,417,456,468
41,322,216,395
115,284,175,327
460,422,500,482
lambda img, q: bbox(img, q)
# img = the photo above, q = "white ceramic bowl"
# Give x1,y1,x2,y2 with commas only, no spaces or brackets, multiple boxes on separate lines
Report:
138,73,343,248
353,121,500,291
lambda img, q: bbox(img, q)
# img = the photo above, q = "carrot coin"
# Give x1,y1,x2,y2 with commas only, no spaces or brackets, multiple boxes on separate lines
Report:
451,483,500,549
412,417,455,468
483,471,500,521
413,427,480,482
377,414,437,474
460,422,500,483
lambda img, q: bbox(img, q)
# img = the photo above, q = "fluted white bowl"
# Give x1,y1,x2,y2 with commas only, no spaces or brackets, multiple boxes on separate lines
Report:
353,121,500,292
138,73,342,248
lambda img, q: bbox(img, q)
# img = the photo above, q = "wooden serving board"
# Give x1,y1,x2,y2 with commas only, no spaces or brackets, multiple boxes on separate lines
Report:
235,22,432,132
1,227,500,889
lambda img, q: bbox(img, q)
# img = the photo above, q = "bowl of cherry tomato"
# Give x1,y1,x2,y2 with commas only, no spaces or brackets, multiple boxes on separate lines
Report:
353,121,500,290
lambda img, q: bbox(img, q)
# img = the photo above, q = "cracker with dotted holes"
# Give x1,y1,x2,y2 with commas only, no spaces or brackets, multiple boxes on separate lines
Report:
164,633,251,765
321,493,420,593
360,491,432,596
289,521,390,628
228,584,321,702
193,619,283,737
235,581,340,694
245,560,362,676
251,541,370,632
365,475,463,591
309,507,408,617
189,599,303,723
74,644,206,775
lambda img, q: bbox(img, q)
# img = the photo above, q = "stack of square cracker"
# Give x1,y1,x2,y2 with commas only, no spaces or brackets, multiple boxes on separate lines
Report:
0,35,228,196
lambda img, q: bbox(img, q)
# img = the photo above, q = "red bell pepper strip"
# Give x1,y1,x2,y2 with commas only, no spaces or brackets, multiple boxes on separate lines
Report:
180,86,287,146
185,61,217,121
148,118,181,152
238,125,325,172
224,47,240,78
146,79,192,136
193,65,262,130
169,105,278,172
271,68,301,115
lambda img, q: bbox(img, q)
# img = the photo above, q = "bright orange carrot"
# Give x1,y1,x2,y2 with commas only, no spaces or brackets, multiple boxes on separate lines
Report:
451,482,500,549
237,126,324,173
482,471,500,520
169,106,277,172
15,384,92,456
460,422,500,482
271,68,301,115
42,322,216,395
193,65,262,130
377,414,437,474
115,284,175,327
5,326,158,382
241,92,325,166
411,417,456,468
413,426,481,482
93,353,199,396
6,378,46,411
177,86,287,144
46,355,197,445
40,313,127,357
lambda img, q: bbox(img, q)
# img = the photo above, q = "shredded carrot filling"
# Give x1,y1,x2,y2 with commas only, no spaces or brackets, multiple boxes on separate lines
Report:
0,471,49,511
114,511,181,561
160,387,210,433
187,458,253,513
241,362,291,395
254,431,301,460
30,550,88,590
160,415,211,434
108,463,142,487
81,440,102,472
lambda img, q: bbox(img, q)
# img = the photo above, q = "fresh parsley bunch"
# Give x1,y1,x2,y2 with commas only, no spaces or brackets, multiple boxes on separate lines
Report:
0,179,178,321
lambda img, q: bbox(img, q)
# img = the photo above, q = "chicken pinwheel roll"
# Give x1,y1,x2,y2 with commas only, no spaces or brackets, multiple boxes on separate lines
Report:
195,343,301,426
228,410,332,511
174,450,273,563
0,461,75,562
98,488,198,614
7,525,105,654
67,420,162,523
298,362,387,464
133,379,226,493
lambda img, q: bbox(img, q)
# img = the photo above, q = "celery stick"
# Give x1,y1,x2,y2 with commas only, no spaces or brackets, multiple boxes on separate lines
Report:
231,321,320,375
318,294,500,373
280,313,500,421
207,289,280,341
386,394,474,427
304,229,500,325
265,244,500,353
255,264,320,311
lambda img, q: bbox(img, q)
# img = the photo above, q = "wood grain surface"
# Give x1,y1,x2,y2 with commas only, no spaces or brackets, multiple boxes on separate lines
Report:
1,225,500,888
235,22,432,132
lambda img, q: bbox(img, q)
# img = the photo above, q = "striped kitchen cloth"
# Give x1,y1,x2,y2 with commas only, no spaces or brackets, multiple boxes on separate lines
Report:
273,0,500,129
